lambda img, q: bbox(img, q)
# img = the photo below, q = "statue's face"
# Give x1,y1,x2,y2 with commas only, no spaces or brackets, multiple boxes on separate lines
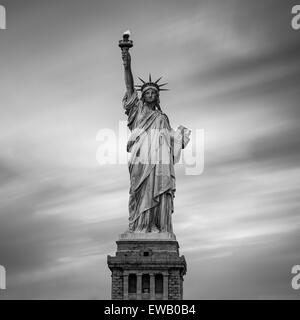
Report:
143,88,158,104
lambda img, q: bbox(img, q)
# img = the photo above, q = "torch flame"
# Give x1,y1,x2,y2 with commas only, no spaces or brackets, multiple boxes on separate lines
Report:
123,30,131,36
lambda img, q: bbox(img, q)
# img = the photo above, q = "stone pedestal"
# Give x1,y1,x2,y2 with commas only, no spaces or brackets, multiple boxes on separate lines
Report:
107,232,186,300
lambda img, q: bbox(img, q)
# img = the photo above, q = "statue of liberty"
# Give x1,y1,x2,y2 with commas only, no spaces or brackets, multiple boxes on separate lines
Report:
119,31,190,234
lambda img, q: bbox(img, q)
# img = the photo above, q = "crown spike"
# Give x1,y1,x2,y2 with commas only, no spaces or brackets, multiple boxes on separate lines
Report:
138,77,146,83
158,82,168,87
136,74,169,93
155,76,163,84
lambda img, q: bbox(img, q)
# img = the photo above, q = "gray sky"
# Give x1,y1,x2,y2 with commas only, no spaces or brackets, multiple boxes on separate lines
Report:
0,0,300,299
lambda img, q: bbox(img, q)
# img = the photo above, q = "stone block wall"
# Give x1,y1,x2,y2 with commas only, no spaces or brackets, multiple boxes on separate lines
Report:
168,269,182,300
111,269,123,300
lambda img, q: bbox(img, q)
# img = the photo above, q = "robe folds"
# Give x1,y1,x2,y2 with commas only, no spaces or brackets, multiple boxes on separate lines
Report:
123,90,184,233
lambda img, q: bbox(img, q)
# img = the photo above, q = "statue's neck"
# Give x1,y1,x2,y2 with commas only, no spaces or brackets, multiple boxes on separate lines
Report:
145,102,156,110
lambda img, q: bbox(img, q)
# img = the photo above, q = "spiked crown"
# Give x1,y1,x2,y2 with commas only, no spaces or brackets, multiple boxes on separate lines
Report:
135,74,169,94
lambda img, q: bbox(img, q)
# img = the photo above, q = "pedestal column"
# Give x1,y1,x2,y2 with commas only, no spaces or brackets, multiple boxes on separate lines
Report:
163,273,168,300
123,273,128,300
137,273,142,300
150,273,155,300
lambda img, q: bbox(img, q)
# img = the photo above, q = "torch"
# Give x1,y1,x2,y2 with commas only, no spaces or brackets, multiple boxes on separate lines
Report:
118,30,133,52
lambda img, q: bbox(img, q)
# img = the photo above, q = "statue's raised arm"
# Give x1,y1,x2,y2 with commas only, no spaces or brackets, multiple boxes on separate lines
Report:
122,50,134,96
119,31,134,96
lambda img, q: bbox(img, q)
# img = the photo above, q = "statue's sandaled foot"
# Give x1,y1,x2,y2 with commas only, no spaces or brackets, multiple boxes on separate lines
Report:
150,226,160,233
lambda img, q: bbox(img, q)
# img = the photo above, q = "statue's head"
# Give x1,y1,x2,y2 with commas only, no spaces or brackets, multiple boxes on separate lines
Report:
141,87,161,111
142,88,159,104
136,74,169,111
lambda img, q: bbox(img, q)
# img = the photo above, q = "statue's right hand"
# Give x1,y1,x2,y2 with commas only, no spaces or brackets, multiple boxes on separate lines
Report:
122,50,131,68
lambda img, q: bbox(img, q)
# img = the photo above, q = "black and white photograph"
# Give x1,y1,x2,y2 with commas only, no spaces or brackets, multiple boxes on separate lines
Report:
0,0,300,304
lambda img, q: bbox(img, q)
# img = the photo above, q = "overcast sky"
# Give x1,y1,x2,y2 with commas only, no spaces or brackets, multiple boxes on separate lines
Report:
0,0,300,299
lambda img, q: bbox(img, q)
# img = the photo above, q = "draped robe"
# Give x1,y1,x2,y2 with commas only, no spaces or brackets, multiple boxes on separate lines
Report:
123,90,177,233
